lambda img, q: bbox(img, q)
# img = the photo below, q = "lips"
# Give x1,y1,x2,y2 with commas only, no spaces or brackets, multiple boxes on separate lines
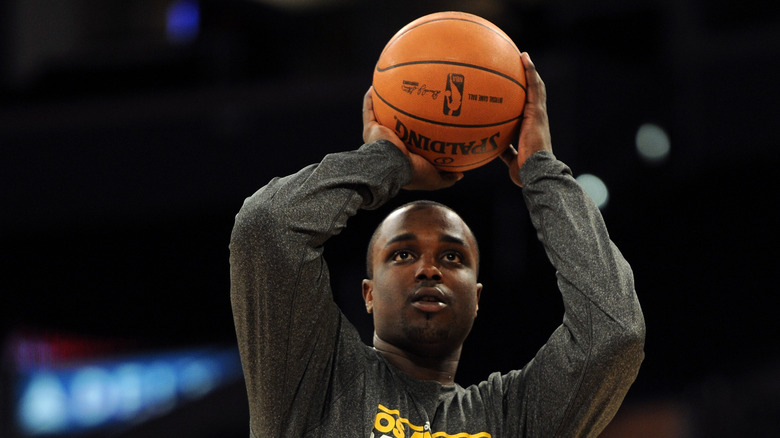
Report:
410,286,448,313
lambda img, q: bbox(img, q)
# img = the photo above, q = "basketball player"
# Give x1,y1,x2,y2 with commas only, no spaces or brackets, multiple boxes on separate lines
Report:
230,52,645,437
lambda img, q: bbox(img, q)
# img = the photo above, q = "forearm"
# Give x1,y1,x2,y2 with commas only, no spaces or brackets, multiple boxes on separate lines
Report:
230,140,410,353
521,151,644,335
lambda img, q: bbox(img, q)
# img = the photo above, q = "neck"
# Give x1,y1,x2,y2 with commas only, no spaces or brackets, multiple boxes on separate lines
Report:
372,335,460,385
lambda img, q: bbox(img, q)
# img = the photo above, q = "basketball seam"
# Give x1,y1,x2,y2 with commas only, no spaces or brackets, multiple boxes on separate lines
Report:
372,88,522,129
376,60,527,92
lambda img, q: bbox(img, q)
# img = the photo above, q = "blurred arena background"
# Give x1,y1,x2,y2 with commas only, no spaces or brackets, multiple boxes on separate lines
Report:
1,0,778,436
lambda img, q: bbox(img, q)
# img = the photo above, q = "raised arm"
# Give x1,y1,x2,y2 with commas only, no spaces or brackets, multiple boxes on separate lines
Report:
500,53,645,436
516,152,645,436
229,141,411,436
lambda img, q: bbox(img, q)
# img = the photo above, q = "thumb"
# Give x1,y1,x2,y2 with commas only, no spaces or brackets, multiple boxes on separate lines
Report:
500,145,523,187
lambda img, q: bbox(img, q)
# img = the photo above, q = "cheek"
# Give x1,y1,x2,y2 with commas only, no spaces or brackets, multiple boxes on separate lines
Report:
452,271,479,290
369,278,401,310
453,279,480,310
456,295,478,316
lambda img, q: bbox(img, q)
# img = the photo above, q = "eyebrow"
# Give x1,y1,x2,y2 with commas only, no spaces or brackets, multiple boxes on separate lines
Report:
385,233,468,248
385,233,416,247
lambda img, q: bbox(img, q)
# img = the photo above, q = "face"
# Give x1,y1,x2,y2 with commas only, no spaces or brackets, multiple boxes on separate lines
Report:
362,205,482,358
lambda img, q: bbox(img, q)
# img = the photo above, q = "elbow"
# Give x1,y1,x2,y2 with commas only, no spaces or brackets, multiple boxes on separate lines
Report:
621,322,646,361
605,272,646,362
626,305,647,352
621,305,646,344
602,313,646,368
231,191,284,252
584,301,646,370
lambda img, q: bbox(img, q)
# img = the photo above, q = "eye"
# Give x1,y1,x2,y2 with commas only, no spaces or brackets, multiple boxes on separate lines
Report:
442,251,463,264
391,250,415,262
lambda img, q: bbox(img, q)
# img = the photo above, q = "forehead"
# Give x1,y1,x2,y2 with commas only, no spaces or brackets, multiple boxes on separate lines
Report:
376,205,475,248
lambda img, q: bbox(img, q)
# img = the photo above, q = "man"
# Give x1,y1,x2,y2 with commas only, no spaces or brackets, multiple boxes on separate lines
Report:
229,52,645,437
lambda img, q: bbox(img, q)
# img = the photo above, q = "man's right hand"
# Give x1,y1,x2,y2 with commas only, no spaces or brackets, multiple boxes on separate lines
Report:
362,88,463,191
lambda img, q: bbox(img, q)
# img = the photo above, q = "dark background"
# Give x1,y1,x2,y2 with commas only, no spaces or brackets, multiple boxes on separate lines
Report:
2,0,779,436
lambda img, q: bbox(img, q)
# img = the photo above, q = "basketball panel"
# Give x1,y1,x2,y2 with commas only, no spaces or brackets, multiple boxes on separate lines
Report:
373,64,525,126
373,96,518,171
377,20,522,76
382,11,519,58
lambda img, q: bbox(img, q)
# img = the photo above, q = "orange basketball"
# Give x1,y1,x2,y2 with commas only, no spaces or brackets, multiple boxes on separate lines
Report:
372,11,526,172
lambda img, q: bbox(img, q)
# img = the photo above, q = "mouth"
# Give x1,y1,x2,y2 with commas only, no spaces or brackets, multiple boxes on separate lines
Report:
410,286,448,313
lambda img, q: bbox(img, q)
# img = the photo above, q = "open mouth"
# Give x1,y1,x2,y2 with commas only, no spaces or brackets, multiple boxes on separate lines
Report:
411,288,447,313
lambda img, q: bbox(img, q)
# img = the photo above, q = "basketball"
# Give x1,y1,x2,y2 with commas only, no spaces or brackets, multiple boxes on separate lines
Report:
372,11,526,172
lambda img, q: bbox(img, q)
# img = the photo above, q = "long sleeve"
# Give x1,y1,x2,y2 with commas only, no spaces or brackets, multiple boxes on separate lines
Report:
508,151,646,437
228,141,411,437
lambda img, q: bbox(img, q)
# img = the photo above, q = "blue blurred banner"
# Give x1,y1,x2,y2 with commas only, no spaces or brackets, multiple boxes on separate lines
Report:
13,344,242,436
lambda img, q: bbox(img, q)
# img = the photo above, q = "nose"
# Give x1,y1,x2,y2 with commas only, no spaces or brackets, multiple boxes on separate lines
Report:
415,257,442,282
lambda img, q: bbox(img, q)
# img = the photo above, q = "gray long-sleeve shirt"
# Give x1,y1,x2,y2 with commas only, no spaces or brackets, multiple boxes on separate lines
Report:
229,141,645,437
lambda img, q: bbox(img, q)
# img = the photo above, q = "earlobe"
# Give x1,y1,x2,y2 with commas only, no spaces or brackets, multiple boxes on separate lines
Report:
362,279,374,314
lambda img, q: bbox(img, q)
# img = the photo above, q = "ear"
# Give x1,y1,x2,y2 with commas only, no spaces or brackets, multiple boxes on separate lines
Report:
362,279,374,314
474,283,483,317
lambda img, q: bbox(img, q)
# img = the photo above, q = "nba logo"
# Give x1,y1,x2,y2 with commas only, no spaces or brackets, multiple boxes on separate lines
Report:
444,73,464,116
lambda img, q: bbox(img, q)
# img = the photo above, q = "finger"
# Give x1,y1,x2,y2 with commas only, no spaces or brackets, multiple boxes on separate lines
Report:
362,87,376,125
432,171,464,189
500,144,518,166
521,52,546,108
443,171,465,183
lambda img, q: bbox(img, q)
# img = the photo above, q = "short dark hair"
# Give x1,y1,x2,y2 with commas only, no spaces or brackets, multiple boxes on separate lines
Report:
365,200,479,279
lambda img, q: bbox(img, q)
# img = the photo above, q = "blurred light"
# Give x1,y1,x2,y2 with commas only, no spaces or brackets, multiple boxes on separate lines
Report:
8,330,137,369
71,367,117,426
14,346,242,436
166,0,200,44
576,174,609,209
114,364,143,420
142,361,178,415
636,123,670,164
18,374,68,434
179,358,217,399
